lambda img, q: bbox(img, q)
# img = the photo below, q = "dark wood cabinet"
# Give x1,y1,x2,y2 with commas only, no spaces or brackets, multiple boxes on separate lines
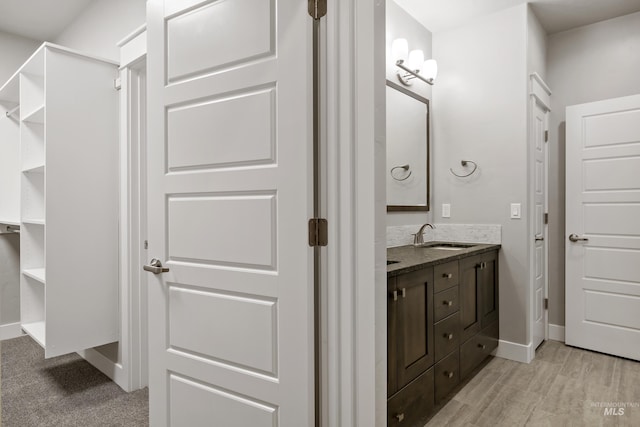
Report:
388,268,434,394
387,248,499,425
459,250,499,378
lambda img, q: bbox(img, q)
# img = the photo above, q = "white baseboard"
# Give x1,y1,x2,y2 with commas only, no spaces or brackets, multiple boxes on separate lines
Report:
548,324,565,342
78,348,129,392
494,339,534,364
0,322,24,341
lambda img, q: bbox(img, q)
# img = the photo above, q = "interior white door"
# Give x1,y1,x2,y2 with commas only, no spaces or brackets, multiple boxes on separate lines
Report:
146,1,314,425
565,94,640,361
531,97,548,350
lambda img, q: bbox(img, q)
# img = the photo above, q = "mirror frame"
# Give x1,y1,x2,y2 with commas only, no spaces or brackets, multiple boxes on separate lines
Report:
386,79,430,212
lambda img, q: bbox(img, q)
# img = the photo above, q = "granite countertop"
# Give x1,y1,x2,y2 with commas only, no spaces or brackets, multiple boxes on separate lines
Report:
387,242,501,277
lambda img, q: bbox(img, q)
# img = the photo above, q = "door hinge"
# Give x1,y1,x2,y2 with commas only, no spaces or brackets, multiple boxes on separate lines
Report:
544,213,549,224
544,298,549,310
544,130,549,142
308,218,328,247
308,0,327,19
144,240,148,250
114,78,122,91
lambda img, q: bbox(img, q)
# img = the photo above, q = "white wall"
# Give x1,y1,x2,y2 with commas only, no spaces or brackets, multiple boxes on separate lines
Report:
0,31,41,84
527,7,547,81
54,0,146,62
546,11,640,327
386,0,434,229
433,5,530,345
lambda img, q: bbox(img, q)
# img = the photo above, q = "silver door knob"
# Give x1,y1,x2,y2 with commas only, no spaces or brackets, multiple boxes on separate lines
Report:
143,258,169,274
568,234,589,243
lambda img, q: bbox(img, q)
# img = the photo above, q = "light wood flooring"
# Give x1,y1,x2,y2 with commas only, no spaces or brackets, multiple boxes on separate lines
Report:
426,340,640,427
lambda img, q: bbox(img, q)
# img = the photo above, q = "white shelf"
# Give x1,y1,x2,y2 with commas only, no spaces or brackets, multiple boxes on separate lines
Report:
21,104,45,124
22,219,45,226
23,268,45,284
22,321,46,347
0,219,21,226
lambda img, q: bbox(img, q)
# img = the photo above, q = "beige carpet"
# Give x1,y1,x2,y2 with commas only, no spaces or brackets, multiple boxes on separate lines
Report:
1,336,148,426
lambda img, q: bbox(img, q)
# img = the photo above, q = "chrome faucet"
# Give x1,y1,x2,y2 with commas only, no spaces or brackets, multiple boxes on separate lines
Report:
413,223,435,246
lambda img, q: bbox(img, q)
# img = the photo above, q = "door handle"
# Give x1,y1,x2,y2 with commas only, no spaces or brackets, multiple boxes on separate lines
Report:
143,258,169,274
535,235,544,242
568,234,588,243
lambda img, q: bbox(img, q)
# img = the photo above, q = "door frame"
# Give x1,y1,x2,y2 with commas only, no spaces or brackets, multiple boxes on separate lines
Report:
528,72,551,354
325,0,384,425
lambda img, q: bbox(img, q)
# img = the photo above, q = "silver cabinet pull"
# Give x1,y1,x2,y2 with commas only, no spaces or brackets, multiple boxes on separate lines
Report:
444,333,454,340
443,300,453,306
401,288,406,298
143,258,169,274
445,371,454,379
478,343,486,350
395,413,405,422
569,234,588,242
443,273,452,279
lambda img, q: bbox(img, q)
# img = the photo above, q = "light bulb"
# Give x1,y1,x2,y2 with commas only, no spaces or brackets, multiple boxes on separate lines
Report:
422,59,438,81
407,50,424,72
391,38,408,63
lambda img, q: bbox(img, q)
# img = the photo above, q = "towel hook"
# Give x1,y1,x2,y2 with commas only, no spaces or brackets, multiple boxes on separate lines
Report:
390,164,412,181
450,160,478,178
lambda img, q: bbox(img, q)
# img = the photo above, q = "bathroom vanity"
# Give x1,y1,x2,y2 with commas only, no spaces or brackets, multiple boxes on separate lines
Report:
386,243,500,426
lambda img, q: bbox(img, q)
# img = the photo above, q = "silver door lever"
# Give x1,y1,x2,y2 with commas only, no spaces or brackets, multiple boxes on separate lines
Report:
143,258,169,274
568,234,588,242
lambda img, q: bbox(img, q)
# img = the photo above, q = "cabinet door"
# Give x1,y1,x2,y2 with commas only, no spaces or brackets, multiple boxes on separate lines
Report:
396,268,434,389
388,276,398,396
479,251,499,329
459,255,481,343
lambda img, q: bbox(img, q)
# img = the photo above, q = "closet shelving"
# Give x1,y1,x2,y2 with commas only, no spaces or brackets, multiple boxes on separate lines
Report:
1,43,120,358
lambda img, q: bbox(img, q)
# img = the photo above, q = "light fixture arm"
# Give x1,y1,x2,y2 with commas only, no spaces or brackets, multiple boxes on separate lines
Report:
396,59,434,86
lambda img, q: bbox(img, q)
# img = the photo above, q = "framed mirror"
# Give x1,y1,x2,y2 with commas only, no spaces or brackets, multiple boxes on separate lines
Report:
386,80,430,211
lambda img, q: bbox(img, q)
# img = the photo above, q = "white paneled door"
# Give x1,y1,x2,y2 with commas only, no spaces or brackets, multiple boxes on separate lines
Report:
146,1,314,425
531,96,548,351
565,94,640,361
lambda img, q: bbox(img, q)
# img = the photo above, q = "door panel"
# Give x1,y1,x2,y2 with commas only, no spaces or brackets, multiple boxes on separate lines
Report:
167,87,276,171
169,374,277,427
566,94,640,362
147,0,313,425
166,0,274,83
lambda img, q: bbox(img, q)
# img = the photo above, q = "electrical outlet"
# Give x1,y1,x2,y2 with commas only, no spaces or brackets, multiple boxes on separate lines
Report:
442,203,451,218
510,203,521,219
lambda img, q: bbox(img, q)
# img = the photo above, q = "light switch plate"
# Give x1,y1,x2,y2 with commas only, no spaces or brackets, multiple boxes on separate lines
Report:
510,203,521,219
442,203,451,218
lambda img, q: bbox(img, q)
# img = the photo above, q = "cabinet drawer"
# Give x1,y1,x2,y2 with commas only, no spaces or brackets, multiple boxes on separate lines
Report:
460,334,486,378
434,312,460,361
387,367,435,427
460,322,498,379
434,261,459,293
434,286,459,322
435,349,460,403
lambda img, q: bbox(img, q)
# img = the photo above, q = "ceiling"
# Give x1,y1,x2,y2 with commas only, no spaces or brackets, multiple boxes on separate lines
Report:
2,0,640,42
394,0,640,34
0,0,94,41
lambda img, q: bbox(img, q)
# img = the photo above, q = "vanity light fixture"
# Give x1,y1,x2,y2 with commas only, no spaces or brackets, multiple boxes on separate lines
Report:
391,38,438,86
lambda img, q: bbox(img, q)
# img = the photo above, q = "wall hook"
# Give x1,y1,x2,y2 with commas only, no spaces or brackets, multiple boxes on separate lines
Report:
450,160,478,178
390,164,412,181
